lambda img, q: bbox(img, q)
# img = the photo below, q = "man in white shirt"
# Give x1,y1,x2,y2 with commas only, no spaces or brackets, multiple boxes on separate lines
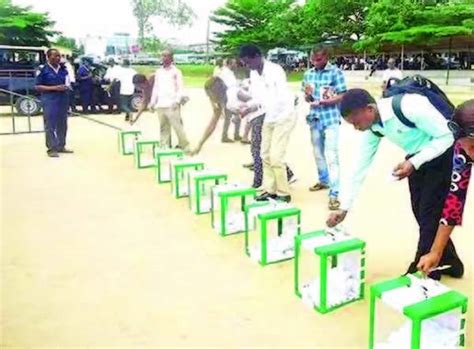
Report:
382,58,403,91
149,49,190,152
240,44,296,203
115,59,137,121
327,89,457,279
104,58,121,114
219,58,241,142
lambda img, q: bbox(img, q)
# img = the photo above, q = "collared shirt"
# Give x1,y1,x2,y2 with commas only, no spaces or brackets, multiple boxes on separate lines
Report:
77,64,92,85
104,65,122,82
302,63,347,129
440,142,472,226
249,60,294,123
35,63,68,99
115,66,137,95
339,94,454,210
150,64,184,108
64,61,76,84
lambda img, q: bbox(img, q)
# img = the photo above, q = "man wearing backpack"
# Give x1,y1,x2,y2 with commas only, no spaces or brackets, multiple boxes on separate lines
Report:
326,88,464,280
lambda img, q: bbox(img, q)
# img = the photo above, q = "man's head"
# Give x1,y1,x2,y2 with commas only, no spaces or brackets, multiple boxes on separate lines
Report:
122,59,130,67
46,49,61,66
340,89,378,131
450,99,474,158
239,44,263,71
227,58,238,70
132,74,148,90
311,44,329,70
387,58,396,70
161,49,173,67
108,58,116,66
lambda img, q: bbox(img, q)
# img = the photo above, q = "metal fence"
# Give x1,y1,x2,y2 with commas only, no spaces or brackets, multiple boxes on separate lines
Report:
0,70,44,135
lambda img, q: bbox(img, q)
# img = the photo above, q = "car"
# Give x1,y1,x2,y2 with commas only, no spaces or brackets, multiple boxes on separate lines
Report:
0,45,46,115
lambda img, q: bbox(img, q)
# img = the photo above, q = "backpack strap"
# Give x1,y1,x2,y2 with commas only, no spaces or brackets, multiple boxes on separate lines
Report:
392,94,416,128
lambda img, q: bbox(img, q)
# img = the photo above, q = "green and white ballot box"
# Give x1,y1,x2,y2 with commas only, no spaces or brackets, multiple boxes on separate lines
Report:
294,228,366,314
170,158,205,198
155,148,184,183
369,273,468,349
244,201,301,266
118,129,141,155
211,184,256,236
188,170,228,214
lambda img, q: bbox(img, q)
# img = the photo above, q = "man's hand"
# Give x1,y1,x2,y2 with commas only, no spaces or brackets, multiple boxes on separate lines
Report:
55,85,68,92
310,100,321,108
393,160,415,180
171,102,180,110
240,104,258,118
417,251,442,274
326,210,348,228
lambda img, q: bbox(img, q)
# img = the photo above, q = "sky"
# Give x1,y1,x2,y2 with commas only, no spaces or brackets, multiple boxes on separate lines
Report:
13,0,227,44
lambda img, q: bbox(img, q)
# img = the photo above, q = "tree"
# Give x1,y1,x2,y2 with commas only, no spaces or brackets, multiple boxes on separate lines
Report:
131,0,195,47
355,0,474,51
211,0,296,53
0,0,57,46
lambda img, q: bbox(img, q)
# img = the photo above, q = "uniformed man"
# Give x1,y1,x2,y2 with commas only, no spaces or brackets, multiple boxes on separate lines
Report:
77,57,95,114
35,49,73,157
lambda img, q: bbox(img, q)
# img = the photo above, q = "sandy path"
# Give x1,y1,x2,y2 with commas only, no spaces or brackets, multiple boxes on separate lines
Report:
1,88,472,347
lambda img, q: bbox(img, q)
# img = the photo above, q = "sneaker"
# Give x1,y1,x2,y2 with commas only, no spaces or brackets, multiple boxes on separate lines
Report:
288,173,298,185
47,151,59,158
256,192,278,201
328,197,340,211
276,195,292,203
234,135,242,142
221,137,234,143
309,183,329,192
58,148,74,154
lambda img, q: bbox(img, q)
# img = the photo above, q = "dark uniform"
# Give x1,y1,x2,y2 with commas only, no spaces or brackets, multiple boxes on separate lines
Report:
36,64,69,153
77,64,95,113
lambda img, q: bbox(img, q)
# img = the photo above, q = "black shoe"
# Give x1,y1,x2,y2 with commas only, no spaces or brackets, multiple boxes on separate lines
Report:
47,151,59,158
276,195,291,203
256,192,277,201
243,162,254,169
222,137,234,143
58,148,74,154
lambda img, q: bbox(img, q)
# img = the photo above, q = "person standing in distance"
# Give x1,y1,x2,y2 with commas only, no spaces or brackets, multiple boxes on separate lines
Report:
35,49,73,157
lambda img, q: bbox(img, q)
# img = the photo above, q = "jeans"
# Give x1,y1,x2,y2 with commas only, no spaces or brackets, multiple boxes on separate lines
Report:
310,123,340,198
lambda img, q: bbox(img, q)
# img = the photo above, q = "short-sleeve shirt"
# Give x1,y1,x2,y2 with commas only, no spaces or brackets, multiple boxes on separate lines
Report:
77,64,93,85
440,142,473,226
35,63,68,100
302,63,347,129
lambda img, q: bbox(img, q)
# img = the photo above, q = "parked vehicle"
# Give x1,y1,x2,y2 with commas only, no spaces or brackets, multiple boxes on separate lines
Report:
0,45,46,115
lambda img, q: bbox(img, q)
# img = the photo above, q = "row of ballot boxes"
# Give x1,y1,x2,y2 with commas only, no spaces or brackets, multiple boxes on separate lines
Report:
119,130,469,348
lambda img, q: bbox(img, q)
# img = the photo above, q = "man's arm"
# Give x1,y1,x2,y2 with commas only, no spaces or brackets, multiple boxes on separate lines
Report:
402,95,454,170
174,68,184,106
192,103,223,154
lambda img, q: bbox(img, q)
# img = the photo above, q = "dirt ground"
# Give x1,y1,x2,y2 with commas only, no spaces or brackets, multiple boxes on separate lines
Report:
1,87,472,348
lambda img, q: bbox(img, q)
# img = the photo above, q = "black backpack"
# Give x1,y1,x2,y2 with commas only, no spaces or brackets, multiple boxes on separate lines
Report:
373,75,455,137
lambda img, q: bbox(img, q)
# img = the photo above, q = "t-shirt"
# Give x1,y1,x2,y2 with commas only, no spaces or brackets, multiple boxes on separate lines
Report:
115,67,137,95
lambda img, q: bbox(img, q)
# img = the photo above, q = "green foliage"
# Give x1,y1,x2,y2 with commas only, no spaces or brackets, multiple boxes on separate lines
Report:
213,0,474,54
131,0,195,47
0,0,57,46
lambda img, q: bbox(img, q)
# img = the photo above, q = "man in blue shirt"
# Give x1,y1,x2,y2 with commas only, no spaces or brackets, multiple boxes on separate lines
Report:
35,49,73,157
77,57,95,114
302,45,347,210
